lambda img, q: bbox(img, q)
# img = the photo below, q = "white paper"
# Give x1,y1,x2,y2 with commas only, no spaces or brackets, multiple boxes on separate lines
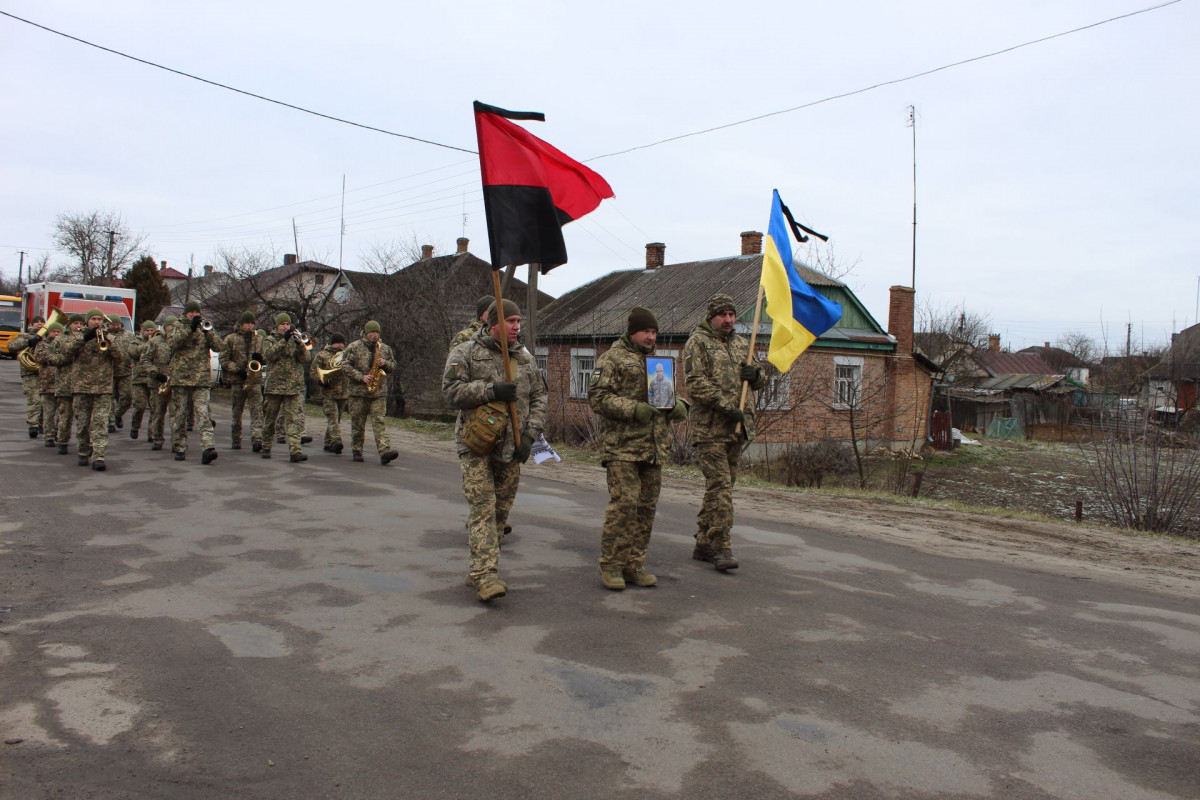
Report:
530,433,561,464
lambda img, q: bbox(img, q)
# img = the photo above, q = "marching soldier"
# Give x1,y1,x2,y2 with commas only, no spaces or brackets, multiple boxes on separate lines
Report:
9,314,45,438
127,321,157,439
260,313,312,462
588,307,688,590
33,322,64,448
49,314,84,455
220,311,265,451
311,332,349,454
140,316,176,451
683,293,766,571
108,314,134,432
166,300,221,464
59,308,123,470
442,299,547,602
449,295,496,349
342,321,399,465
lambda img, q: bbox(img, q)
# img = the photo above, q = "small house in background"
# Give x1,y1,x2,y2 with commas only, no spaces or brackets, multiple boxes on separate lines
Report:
1143,322,1200,414
1017,342,1091,384
536,232,935,459
941,337,1070,432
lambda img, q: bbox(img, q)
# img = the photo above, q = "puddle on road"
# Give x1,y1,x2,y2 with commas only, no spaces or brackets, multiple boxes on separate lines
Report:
207,621,291,658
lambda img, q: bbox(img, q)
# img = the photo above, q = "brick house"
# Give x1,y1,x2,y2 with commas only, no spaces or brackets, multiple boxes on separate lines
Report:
536,232,935,456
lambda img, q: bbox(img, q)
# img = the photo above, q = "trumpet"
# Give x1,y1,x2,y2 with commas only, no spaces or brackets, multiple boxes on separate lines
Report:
316,351,344,385
96,326,109,352
245,358,263,390
199,319,214,332
292,330,313,351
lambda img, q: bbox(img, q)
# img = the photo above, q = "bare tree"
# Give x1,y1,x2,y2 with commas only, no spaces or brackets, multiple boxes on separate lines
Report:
802,240,859,282
914,300,992,371
359,235,436,275
1055,330,1101,365
49,210,147,284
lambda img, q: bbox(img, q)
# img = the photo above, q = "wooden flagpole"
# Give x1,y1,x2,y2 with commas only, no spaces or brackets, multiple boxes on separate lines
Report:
735,283,766,435
491,268,521,441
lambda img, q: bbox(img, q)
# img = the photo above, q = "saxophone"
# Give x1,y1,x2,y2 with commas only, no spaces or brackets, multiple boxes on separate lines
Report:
243,332,263,390
364,341,386,396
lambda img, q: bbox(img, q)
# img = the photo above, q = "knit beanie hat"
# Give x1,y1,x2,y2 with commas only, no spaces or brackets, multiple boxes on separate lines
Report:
141,320,157,330
85,308,105,321
164,315,178,326
47,322,64,333
475,295,496,318
108,314,122,324
485,299,520,325
330,332,345,344
239,311,256,325
626,306,659,335
274,312,292,325
364,320,381,334
706,293,737,320
184,300,202,313
68,314,85,324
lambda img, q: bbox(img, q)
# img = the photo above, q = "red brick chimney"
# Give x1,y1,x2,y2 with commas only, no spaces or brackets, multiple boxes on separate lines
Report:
160,261,166,270
421,245,434,260
988,334,1001,352
888,286,915,355
645,242,665,270
456,237,469,254
283,254,297,266
741,231,763,255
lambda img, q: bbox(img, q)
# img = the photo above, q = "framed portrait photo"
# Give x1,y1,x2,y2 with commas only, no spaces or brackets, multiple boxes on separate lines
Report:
646,356,676,409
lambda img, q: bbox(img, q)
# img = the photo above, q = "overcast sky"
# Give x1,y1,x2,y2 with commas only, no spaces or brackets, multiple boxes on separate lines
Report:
2,0,1197,354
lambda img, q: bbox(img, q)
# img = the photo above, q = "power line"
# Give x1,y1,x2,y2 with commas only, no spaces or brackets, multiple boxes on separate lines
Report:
0,9,477,155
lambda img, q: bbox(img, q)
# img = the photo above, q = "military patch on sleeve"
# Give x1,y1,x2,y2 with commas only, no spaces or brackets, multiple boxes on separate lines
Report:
592,368,602,376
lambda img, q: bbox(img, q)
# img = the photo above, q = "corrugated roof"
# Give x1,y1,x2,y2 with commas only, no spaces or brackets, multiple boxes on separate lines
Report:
973,351,1057,377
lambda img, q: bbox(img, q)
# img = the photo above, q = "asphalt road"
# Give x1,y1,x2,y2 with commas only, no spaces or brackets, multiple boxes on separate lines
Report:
1,361,1197,799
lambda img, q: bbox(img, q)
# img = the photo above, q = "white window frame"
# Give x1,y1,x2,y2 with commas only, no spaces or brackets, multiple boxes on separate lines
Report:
756,349,791,410
535,346,548,380
570,348,596,398
833,355,864,409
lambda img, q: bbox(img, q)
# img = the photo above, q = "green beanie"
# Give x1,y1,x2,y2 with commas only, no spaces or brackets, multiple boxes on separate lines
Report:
475,295,496,317
239,311,256,325
164,315,178,326
627,306,658,335
47,322,64,333
68,313,85,324
274,312,292,325
108,314,122,324
140,320,157,331
256,329,265,337
364,320,381,334
485,299,520,326
85,307,105,321
184,300,202,313
330,332,345,344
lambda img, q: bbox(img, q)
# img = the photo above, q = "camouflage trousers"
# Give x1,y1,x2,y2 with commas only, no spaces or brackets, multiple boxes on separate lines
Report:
322,396,346,447
171,386,214,452
22,373,41,429
459,452,522,583
129,383,149,432
74,392,112,460
111,374,132,423
600,460,662,570
695,440,745,551
230,382,264,445
146,389,169,446
349,395,389,454
262,393,304,455
55,395,73,447
40,393,57,441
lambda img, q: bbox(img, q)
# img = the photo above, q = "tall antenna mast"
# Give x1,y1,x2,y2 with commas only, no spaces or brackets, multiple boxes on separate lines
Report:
907,105,917,290
462,190,468,238
292,218,300,257
338,175,347,270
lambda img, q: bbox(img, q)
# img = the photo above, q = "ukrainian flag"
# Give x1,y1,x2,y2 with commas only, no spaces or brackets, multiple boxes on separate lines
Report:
761,189,842,372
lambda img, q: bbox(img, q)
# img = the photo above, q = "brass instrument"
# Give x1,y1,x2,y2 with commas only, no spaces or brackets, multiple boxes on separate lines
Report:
96,325,109,352
364,343,386,395
199,319,214,332
316,351,344,385
18,306,69,370
244,358,263,390
157,375,171,396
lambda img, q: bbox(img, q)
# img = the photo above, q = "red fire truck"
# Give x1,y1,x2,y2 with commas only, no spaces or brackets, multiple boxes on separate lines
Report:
21,282,137,332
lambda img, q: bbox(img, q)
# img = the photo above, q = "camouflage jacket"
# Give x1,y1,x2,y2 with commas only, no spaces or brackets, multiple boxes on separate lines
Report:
47,331,77,397
311,345,349,400
343,338,397,399
442,330,547,462
219,330,263,379
588,335,673,466
261,332,311,395
167,321,221,388
109,330,135,377
449,319,484,350
34,338,57,394
59,328,121,394
140,334,174,388
128,336,153,384
683,320,766,444
9,331,40,377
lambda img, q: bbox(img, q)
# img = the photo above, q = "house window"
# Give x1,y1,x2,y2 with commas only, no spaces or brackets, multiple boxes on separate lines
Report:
570,348,596,398
757,350,790,410
833,355,863,409
535,347,548,380
314,274,325,286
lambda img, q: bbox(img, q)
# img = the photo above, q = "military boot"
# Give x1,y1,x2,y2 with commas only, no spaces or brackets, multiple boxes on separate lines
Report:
622,566,658,587
692,542,716,563
477,577,507,602
712,549,739,571
599,566,626,591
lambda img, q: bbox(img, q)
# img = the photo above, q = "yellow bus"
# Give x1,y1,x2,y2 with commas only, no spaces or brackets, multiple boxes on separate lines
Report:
0,295,21,357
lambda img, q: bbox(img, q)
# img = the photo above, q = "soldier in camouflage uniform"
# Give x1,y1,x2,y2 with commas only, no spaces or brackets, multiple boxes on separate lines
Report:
311,332,349,454
106,314,134,432
343,321,398,464
260,313,312,462
59,308,123,470
448,295,495,349
589,307,688,590
48,315,84,455
167,300,221,464
9,314,45,438
140,316,176,451
442,299,547,602
127,321,156,439
33,322,63,448
684,293,766,571
220,311,265,451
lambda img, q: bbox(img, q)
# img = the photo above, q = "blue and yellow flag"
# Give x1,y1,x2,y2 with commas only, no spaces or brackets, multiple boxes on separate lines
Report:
760,190,842,372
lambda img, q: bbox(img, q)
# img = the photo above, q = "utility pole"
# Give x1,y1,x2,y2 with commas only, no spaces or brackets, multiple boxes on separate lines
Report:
105,230,116,283
907,105,917,290
17,250,26,288
1126,322,1132,359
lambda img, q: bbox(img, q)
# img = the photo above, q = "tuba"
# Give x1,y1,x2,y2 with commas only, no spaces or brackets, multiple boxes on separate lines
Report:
18,306,69,370
316,351,345,385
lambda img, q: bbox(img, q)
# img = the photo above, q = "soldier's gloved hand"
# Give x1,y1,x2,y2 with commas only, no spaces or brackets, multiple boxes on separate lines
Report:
251,352,263,363
740,363,760,382
634,402,655,424
237,369,248,380
27,334,41,346
667,400,689,422
727,408,746,425
154,373,168,384
191,316,202,331
82,327,98,342
490,382,518,402
514,433,535,464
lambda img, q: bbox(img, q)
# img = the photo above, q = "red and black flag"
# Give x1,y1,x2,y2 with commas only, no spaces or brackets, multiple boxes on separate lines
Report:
474,101,614,273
